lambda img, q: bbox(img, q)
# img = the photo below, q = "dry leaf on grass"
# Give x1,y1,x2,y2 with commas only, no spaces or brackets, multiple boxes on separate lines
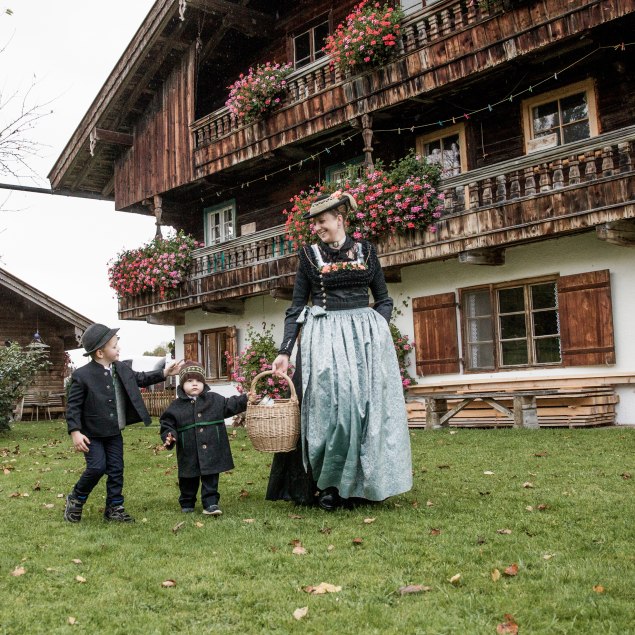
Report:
363,517,376,524
172,521,185,533
491,568,501,582
68,617,77,625
33,480,41,491
593,585,605,593
426,500,434,507
537,503,549,511
449,573,461,585
288,513,303,519
293,606,308,621
497,529,512,535
289,539,302,547
56,493,64,498
522,481,535,488
75,576,87,583
303,582,341,595
430,528,441,536
43,503,54,509
484,470,495,475
71,559,82,565
239,489,249,498
319,527,332,535
195,521,204,528
398,584,432,595
292,546,307,555
161,579,177,588
496,614,519,634
243,518,255,523
352,537,364,545
542,553,555,560
621,472,631,480
327,545,335,552
503,564,519,577
10,566,26,577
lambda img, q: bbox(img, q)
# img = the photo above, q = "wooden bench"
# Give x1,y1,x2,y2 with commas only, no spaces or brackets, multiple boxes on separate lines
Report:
408,390,558,429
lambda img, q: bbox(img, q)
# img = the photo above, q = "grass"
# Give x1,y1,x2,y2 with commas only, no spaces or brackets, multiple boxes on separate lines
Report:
0,421,633,635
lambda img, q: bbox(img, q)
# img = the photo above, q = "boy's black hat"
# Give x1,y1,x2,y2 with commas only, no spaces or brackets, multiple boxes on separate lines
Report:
81,323,120,356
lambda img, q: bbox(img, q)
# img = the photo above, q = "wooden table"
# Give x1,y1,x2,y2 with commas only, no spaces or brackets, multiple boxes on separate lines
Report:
408,390,558,430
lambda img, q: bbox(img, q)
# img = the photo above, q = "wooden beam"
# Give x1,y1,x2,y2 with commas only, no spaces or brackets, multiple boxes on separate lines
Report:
384,268,402,283
458,248,506,266
270,288,294,301
596,219,635,246
183,0,273,37
147,311,185,326
202,299,245,315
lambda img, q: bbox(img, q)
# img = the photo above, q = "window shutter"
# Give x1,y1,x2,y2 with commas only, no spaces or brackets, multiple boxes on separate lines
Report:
225,326,237,365
557,270,615,366
183,332,199,362
412,292,460,375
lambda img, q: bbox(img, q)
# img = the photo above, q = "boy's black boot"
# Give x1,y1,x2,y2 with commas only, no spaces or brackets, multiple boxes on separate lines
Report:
104,505,135,523
64,492,84,523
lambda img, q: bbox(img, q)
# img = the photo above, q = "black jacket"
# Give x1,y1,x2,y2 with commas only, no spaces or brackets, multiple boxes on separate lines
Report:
160,386,247,478
279,238,393,355
66,360,165,438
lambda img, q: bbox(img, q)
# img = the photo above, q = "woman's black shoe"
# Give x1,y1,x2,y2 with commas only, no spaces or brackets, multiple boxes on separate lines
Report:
318,488,341,511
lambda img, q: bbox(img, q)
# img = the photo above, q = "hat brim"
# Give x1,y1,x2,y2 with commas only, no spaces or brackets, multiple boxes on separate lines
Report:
82,327,120,356
303,192,357,219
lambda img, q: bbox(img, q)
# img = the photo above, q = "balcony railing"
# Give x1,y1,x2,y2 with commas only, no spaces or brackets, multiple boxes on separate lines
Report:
190,0,505,149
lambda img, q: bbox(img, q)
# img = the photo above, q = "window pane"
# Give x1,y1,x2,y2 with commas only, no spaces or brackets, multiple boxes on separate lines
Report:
294,32,310,66
465,289,492,317
498,287,525,313
313,22,329,58
562,120,590,144
440,133,461,176
501,339,528,366
531,283,556,310
533,310,559,336
500,314,527,339
560,92,587,124
533,101,559,135
464,291,494,369
468,342,495,369
535,337,561,364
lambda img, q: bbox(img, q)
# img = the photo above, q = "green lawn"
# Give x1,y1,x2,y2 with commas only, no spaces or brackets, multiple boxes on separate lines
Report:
1,421,633,634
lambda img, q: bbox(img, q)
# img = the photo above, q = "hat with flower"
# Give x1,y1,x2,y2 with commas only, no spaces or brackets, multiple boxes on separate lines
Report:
303,190,358,219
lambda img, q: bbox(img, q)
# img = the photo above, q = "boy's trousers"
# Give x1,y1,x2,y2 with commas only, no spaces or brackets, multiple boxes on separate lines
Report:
178,474,220,508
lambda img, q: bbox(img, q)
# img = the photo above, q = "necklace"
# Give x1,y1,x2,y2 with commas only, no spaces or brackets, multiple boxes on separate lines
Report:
328,240,340,248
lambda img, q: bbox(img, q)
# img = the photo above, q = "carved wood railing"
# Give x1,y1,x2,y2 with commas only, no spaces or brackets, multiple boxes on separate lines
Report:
440,126,635,215
190,0,512,149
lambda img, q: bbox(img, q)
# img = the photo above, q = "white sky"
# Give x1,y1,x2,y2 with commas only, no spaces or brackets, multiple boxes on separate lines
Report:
0,1,174,365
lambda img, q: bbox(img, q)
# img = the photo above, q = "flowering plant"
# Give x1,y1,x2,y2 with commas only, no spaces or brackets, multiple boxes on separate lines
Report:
283,150,444,247
321,262,367,274
390,322,415,394
323,0,404,74
224,324,294,407
225,62,293,124
108,230,202,299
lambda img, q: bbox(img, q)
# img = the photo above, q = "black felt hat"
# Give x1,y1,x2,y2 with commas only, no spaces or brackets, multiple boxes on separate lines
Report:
81,323,120,356
303,191,358,220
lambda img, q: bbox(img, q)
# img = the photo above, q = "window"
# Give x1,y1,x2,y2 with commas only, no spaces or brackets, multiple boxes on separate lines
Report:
325,156,365,184
416,123,467,177
461,279,561,370
293,19,329,69
204,201,236,246
201,328,228,381
522,79,598,152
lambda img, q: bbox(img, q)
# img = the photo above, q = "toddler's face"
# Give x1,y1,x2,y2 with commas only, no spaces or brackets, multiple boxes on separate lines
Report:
97,335,120,365
183,378,204,396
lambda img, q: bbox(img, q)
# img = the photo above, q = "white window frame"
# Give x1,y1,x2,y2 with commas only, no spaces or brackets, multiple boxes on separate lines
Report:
204,200,236,246
325,156,365,184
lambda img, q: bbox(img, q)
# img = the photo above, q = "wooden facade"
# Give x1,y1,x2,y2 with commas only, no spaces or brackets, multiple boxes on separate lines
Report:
48,0,635,424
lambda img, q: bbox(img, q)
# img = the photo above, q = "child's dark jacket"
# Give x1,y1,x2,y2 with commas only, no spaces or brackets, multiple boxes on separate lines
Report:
66,360,165,438
160,386,247,478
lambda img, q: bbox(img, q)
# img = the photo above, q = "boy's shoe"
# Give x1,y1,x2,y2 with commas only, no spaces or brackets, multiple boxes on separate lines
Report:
202,505,222,516
103,505,135,523
63,493,84,523
181,507,195,513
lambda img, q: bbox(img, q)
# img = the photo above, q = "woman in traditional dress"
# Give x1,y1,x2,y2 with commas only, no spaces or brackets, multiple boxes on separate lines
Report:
266,190,412,511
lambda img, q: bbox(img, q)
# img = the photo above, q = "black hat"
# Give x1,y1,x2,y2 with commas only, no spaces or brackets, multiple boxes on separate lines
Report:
81,323,120,356
303,191,358,220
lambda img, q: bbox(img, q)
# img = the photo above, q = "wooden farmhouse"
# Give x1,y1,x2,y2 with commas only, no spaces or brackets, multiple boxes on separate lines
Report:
49,0,635,426
0,267,92,417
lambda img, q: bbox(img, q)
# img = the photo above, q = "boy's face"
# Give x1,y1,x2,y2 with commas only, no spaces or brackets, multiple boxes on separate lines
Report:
95,335,120,365
182,378,204,396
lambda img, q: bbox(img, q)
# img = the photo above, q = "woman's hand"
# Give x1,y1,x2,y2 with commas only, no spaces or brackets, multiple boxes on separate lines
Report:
164,360,185,377
271,354,290,377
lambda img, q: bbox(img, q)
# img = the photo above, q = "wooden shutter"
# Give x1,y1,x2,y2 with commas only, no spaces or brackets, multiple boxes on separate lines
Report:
557,270,615,366
183,332,199,363
225,326,237,366
412,292,460,375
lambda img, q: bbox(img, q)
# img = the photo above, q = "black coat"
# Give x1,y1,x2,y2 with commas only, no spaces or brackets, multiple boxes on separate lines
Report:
66,360,165,438
160,386,247,478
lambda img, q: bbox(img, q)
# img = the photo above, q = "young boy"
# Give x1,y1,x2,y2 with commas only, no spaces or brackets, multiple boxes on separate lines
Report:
64,323,182,523
160,361,247,515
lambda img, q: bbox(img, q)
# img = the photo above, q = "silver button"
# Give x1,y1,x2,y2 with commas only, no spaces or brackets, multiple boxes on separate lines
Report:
202,444,207,449
198,413,202,418
199,428,204,433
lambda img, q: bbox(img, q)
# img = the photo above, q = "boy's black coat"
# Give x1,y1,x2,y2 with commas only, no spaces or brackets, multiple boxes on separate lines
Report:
66,360,165,437
160,386,247,478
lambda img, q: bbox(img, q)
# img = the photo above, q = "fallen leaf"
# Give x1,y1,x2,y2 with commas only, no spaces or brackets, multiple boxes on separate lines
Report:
43,503,55,509
68,617,77,626
593,585,605,593
288,514,303,520
537,503,549,511
57,493,64,498
9,492,20,498
46,567,57,572
327,544,335,552
161,579,177,588
11,566,26,577
352,537,363,545
476,536,486,545
426,500,434,507
542,553,555,560
293,606,308,621
363,517,376,524
71,559,82,565
239,489,249,498
484,470,495,475
75,575,87,583
526,505,534,512
303,582,341,595
522,481,534,488
411,500,419,508
33,480,41,491
437,464,451,469
534,451,548,457
319,527,332,535
491,568,501,582
292,546,307,555
268,546,279,553
172,521,185,533
3,468,11,475
430,528,441,536
497,614,519,634
398,584,432,595
243,518,255,523
195,521,204,528
289,539,302,547
449,430,458,435
503,564,519,577
621,472,631,480
497,529,512,535
449,573,461,585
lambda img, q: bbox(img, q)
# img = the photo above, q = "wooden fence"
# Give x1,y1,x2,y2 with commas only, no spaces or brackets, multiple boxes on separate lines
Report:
141,390,175,417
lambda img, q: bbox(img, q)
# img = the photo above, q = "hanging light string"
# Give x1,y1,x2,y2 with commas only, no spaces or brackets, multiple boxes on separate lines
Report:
208,42,632,196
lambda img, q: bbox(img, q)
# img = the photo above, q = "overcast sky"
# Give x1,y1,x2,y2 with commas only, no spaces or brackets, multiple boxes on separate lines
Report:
0,1,176,364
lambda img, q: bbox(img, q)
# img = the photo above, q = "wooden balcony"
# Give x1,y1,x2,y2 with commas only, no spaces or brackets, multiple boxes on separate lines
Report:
189,0,629,179
118,128,635,322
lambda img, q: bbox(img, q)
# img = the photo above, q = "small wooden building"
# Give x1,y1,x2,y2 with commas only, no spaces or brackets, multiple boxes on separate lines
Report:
49,0,635,425
0,267,92,415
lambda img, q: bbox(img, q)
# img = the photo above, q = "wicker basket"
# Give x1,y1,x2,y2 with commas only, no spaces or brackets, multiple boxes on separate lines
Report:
245,371,300,453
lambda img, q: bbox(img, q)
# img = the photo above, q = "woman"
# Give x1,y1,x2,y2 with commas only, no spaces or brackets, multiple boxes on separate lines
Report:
267,190,412,511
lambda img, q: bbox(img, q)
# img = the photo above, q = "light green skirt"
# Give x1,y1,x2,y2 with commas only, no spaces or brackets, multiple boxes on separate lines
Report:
300,306,413,500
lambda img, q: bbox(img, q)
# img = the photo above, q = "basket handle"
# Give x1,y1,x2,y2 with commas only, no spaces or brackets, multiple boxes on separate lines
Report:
248,370,297,403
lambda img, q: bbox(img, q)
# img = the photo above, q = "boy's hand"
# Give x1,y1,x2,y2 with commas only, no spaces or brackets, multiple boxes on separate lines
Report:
164,360,185,378
70,431,90,453
163,432,176,449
